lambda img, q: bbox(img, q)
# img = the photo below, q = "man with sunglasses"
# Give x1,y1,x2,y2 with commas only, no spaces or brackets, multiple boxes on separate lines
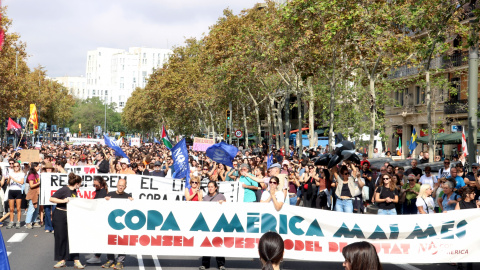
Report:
464,162,479,186
438,158,451,179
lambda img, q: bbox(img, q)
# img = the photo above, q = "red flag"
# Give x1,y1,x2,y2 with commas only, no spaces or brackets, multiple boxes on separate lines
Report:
7,118,21,136
462,127,468,158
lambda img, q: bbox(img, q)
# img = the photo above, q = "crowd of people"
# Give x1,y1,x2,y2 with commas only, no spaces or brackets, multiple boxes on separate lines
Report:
0,140,479,269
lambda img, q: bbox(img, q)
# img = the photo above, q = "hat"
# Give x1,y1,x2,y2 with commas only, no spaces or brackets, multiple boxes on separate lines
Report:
282,160,290,166
362,153,368,157
269,163,281,170
120,158,130,165
44,162,54,170
154,161,162,166
473,163,480,167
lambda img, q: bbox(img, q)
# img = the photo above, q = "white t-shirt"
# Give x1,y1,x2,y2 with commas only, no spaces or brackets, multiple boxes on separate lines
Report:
438,167,451,179
419,175,437,187
261,189,287,204
416,196,435,214
8,171,25,191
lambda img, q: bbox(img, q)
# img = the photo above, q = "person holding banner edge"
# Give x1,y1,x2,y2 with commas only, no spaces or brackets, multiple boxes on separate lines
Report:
185,176,203,201
49,173,85,269
102,178,133,269
200,180,226,270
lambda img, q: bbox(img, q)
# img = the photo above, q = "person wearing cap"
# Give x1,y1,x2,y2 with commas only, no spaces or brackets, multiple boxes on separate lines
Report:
239,164,259,202
119,158,135,174
95,152,110,174
151,161,166,177
464,162,479,186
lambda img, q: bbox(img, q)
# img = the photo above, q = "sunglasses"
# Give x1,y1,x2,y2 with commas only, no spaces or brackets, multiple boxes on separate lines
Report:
444,162,450,164
425,171,431,173
408,179,415,181
191,181,198,184
343,173,349,176
383,177,390,180
13,165,20,168
269,181,278,184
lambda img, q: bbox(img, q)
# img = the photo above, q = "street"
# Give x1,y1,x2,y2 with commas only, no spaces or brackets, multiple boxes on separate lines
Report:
0,213,474,270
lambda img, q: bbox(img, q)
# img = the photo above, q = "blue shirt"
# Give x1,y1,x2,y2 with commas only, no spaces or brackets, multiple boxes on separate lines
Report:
240,175,258,202
442,192,459,211
454,176,465,189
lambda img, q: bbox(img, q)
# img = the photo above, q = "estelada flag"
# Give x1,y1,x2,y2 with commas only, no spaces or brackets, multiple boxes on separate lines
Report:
7,118,21,137
29,104,38,132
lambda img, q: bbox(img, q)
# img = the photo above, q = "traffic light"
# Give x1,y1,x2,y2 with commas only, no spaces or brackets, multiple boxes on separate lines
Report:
226,127,230,138
226,110,231,120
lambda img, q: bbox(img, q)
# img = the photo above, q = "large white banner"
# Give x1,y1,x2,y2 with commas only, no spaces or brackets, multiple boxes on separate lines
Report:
68,199,480,263
40,173,243,205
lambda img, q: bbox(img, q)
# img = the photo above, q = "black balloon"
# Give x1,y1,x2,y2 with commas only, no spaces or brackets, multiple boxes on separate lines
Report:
328,154,342,169
341,150,356,160
348,153,361,164
315,153,331,166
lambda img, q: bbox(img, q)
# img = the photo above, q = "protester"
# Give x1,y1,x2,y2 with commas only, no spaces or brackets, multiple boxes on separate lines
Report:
102,178,133,269
200,181,226,270
402,174,421,215
342,241,382,270
300,164,319,208
416,184,434,214
331,164,363,213
455,186,480,210
185,176,203,201
25,162,41,229
49,173,85,269
375,174,399,215
438,180,461,213
239,164,260,202
6,160,24,229
258,231,284,270
260,176,285,211
419,166,437,187
404,160,422,181
151,161,166,177
438,158,451,179
287,170,300,206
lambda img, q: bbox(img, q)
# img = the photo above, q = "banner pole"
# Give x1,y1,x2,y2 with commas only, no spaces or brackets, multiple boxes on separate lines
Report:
16,121,29,149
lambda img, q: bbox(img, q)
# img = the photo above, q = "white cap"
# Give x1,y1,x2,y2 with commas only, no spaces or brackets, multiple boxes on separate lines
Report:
120,158,130,165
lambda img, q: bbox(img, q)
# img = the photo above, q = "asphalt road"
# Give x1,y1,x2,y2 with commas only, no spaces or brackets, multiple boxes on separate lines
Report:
0,213,476,270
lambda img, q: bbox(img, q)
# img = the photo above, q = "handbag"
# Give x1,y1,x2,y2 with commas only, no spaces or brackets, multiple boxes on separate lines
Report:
353,178,362,197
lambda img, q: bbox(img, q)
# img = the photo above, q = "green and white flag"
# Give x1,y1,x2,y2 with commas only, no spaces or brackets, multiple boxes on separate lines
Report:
161,125,173,149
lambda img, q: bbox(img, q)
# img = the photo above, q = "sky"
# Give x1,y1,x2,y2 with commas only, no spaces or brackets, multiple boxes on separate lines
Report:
3,0,261,77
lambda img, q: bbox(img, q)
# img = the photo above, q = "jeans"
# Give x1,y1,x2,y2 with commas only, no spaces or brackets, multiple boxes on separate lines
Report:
377,208,397,215
334,197,353,213
44,205,56,231
289,196,297,206
25,200,39,224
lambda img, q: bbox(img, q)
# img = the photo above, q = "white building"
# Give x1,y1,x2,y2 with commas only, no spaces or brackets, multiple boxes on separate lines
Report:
53,76,87,99
85,47,172,110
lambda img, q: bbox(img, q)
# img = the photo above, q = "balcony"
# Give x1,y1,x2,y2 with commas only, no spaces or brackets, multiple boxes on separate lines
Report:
444,98,480,114
388,50,471,79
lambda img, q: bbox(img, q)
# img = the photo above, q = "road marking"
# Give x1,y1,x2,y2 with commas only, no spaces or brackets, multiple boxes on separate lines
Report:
7,252,11,257
137,254,145,270
7,233,28,243
395,264,422,270
152,255,162,270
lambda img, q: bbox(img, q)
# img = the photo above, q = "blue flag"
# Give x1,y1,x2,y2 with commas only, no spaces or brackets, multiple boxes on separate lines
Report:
104,135,129,160
206,141,238,168
0,229,10,270
408,128,418,154
267,153,273,169
171,138,191,189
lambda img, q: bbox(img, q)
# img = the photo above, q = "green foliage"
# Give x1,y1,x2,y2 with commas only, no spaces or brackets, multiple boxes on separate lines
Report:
68,98,124,134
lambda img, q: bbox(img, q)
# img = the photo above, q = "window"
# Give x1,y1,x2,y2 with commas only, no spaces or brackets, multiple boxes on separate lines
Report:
119,102,125,107
395,90,404,107
450,78,461,101
93,90,96,95
105,90,108,96
416,86,425,105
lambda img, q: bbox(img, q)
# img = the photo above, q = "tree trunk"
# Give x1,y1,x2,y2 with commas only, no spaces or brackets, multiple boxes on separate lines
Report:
328,82,336,152
267,100,273,147
209,111,215,142
297,91,303,155
426,71,433,162
307,77,316,148
271,98,280,149
243,104,248,148
255,104,261,146
284,91,290,151
277,99,285,150
368,77,376,159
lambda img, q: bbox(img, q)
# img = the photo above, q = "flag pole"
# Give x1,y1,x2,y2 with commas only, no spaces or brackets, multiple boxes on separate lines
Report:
16,121,29,149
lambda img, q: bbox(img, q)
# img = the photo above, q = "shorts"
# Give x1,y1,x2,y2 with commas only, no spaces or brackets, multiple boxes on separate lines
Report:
8,190,22,200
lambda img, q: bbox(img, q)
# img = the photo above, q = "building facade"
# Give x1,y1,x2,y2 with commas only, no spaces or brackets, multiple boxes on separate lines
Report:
53,76,87,99
385,47,480,159
85,47,172,110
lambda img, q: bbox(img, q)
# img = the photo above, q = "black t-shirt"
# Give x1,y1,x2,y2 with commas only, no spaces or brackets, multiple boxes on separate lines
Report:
404,167,422,178
465,172,478,183
94,188,107,199
458,200,477,209
51,186,77,209
107,191,132,199
151,170,165,177
377,186,399,210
